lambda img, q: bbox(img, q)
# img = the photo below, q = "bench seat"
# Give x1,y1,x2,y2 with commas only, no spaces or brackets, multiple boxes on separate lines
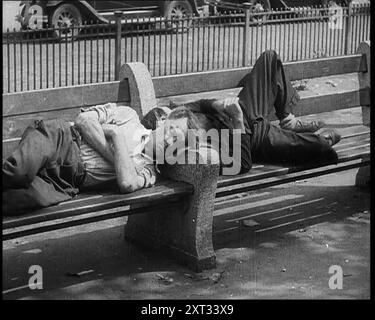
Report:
3,179,193,240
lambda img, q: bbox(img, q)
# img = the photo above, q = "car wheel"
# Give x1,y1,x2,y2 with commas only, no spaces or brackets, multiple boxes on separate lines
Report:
164,1,194,30
50,3,82,39
249,0,271,23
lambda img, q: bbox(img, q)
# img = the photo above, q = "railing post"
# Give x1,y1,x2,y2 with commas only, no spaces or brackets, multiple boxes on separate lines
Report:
114,11,123,80
242,3,252,67
344,2,352,55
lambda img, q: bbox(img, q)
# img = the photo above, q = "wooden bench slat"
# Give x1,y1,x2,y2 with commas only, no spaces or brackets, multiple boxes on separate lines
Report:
3,80,131,117
2,201,182,241
3,180,193,230
215,157,370,198
152,55,364,98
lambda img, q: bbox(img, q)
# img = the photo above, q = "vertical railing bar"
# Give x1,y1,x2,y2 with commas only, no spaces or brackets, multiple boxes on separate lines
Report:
159,19,162,76
152,19,156,76
131,18,135,63
40,30,44,89
236,14,240,67
169,18,173,74
96,23,99,83
102,24,105,82
197,17,201,71
7,30,10,92
255,19,259,62
278,10,282,60
182,18,186,73
58,28,61,87
309,9,313,59
136,17,140,62
354,6,361,48
186,16,191,73
165,18,168,75
286,12,290,61
207,16,210,70
217,17,221,69
211,17,215,69
222,17,229,68
250,18,254,65
45,30,48,88
175,19,179,74
231,19,235,68
90,21,93,83
72,28,75,86
147,19,151,73
318,7,322,57
52,30,55,88
20,34,23,91
13,30,16,92
84,23,87,83
301,10,304,59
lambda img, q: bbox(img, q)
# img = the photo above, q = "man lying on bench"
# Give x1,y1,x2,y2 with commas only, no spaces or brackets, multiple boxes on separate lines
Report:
143,50,342,175
3,104,163,215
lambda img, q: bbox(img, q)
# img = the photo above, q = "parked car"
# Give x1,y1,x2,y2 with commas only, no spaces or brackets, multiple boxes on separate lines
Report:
17,0,205,38
206,0,350,20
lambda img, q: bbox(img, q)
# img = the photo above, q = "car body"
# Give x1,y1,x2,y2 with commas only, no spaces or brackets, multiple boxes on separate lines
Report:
206,0,351,12
18,0,204,31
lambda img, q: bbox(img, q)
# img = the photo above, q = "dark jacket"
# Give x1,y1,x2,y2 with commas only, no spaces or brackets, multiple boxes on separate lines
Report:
171,99,253,174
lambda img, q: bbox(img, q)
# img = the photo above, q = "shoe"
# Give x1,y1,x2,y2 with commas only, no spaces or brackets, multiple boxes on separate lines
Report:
280,114,325,133
317,128,341,146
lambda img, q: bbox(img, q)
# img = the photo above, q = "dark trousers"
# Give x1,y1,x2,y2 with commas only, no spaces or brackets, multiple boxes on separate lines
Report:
3,119,85,215
238,50,338,166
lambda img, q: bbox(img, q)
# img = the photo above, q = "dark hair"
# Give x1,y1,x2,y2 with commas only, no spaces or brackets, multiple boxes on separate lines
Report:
141,107,168,130
168,106,202,131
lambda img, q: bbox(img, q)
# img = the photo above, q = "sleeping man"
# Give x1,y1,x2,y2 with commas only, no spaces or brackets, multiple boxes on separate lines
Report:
3,103,162,215
142,50,341,175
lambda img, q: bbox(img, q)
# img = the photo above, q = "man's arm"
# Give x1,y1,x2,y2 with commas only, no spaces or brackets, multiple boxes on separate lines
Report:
74,111,115,163
102,124,146,193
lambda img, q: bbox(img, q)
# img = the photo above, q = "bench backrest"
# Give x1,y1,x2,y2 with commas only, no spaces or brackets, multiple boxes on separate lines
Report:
3,45,370,160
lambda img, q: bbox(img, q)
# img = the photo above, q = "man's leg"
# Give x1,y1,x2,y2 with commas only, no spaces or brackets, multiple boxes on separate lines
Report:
237,50,324,133
253,124,339,167
3,119,81,215
3,122,55,189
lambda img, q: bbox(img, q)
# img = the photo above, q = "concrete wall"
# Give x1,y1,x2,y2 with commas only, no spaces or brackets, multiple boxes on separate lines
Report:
3,1,23,31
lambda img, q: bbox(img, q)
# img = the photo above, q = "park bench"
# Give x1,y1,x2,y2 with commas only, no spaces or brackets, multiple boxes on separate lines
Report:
3,41,370,272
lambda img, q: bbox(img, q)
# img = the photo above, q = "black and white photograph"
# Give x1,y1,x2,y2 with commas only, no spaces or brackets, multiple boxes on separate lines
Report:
2,0,371,303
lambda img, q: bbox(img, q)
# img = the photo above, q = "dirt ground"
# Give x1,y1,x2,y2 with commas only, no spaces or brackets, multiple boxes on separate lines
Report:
2,167,370,300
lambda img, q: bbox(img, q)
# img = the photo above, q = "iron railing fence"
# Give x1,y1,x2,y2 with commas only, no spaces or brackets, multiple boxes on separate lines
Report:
2,3,370,94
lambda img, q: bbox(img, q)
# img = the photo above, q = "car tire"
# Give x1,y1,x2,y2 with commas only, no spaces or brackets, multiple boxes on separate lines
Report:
50,3,82,40
164,1,194,31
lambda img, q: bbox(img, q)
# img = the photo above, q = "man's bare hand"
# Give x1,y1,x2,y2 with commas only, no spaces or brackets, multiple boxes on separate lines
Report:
222,98,244,124
102,124,120,139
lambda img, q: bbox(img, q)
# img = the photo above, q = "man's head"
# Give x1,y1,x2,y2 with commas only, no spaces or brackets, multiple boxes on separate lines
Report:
141,106,171,130
163,106,202,146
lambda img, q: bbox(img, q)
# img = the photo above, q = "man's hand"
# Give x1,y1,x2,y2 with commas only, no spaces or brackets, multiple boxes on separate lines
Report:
102,123,120,139
213,97,245,133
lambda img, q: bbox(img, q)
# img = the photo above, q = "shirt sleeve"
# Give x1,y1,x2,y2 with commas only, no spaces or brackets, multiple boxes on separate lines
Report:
80,103,117,124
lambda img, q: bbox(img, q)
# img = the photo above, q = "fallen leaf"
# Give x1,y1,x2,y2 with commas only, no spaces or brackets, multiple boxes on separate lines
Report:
326,80,338,87
156,273,174,284
210,270,225,283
